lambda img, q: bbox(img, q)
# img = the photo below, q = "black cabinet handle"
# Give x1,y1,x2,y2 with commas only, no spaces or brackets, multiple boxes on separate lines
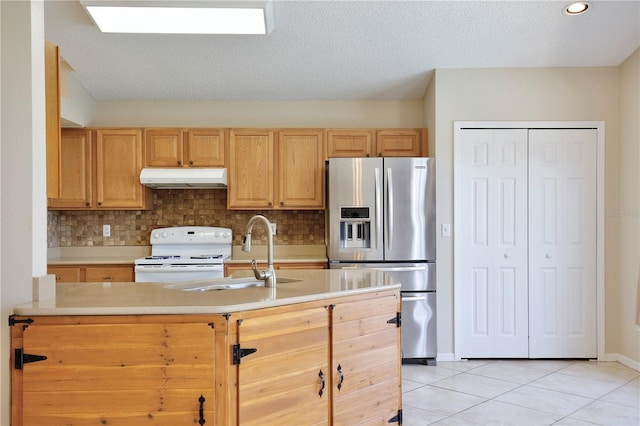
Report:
337,364,344,390
198,394,206,425
189,160,194,165
318,369,325,397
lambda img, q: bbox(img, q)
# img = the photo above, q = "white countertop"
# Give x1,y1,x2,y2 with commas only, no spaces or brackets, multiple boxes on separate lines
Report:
14,269,398,316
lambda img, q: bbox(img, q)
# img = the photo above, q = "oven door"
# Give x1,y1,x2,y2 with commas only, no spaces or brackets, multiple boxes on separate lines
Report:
134,264,224,283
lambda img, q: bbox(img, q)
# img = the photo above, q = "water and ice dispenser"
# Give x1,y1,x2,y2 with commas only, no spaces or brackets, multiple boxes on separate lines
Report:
339,207,371,248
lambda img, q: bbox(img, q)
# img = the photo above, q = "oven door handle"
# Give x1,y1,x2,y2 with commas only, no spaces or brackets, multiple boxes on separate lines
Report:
134,265,223,273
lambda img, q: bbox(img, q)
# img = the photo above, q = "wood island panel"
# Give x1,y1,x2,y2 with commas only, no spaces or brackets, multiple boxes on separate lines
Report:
10,288,401,426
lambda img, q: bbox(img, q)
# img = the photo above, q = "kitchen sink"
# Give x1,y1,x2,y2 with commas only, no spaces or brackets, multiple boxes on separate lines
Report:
164,277,301,292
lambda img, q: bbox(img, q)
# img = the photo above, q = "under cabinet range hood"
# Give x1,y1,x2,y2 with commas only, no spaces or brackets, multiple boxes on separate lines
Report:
139,168,227,189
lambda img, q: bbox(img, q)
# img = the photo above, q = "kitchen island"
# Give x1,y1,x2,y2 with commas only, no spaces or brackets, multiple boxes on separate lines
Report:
10,269,402,426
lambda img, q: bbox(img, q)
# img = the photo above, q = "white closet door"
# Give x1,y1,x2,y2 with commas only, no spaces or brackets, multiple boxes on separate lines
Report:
528,129,597,358
459,129,529,358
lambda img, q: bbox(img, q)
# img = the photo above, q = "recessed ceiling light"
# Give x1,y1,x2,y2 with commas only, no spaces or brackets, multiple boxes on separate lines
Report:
80,1,274,35
564,2,590,15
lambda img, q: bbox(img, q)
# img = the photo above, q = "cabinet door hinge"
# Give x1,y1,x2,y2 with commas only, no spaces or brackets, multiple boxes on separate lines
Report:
232,344,257,365
387,312,401,327
14,348,47,370
8,315,34,327
388,409,403,424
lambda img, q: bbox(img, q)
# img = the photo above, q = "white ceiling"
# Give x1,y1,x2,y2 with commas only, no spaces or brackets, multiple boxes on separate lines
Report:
44,0,640,102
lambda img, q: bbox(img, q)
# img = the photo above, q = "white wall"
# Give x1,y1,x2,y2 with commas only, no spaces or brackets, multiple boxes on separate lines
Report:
432,66,623,360
1,1,48,423
617,48,640,365
60,70,96,127
90,100,425,128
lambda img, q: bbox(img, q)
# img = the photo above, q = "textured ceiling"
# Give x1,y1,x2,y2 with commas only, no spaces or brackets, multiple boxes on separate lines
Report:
44,0,640,101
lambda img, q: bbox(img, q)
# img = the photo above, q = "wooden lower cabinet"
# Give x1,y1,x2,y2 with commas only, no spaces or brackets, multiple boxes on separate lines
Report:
11,316,216,425
331,294,402,425
235,306,329,425
10,290,401,425
48,264,134,283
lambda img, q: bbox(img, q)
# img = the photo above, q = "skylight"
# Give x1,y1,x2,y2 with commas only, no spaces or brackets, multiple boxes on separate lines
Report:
81,1,274,34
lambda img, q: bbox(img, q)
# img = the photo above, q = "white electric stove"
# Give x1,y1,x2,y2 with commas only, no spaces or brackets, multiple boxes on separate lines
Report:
134,226,232,283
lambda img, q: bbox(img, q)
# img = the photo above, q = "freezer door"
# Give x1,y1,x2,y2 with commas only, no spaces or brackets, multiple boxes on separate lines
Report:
402,292,437,359
327,158,384,261
383,157,436,261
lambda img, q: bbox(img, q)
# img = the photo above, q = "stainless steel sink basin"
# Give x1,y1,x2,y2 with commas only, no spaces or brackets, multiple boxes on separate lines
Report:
164,277,301,292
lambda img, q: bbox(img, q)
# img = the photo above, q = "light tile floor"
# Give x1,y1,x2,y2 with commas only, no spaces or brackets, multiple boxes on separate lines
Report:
402,360,640,426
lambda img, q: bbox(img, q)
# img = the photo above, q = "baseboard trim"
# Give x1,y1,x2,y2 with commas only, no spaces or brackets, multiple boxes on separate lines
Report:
436,353,455,362
602,352,640,372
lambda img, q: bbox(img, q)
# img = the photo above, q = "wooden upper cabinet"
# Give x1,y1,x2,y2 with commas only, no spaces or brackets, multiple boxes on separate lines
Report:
327,128,428,158
143,128,183,167
96,129,150,209
144,128,226,167
185,129,225,167
45,40,61,199
228,129,275,209
375,129,423,157
228,129,325,210
48,128,92,209
326,129,374,158
50,128,150,210
277,129,324,209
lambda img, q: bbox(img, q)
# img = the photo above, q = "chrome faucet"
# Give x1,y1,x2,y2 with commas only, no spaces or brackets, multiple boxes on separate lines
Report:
242,215,276,288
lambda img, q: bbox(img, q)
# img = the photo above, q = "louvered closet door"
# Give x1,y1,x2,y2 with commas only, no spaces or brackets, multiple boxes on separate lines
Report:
528,129,597,358
458,129,529,358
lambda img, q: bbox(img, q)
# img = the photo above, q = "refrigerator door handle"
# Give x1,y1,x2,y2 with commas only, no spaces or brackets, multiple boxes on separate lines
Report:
401,296,427,302
374,167,382,250
386,167,393,250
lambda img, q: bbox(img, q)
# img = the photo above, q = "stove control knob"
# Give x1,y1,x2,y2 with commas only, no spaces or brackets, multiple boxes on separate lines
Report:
153,232,160,239
214,231,221,238
223,232,231,239
161,231,168,238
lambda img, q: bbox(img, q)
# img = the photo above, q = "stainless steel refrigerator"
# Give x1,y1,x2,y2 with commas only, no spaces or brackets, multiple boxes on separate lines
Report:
327,157,436,362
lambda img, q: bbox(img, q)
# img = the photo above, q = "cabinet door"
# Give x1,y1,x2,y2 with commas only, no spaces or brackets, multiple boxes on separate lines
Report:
375,129,422,157
236,306,329,426
48,129,92,209
48,266,82,283
95,129,148,209
332,294,401,425
45,40,61,199
277,129,325,209
228,129,274,209
85,265,134,282
17,320,215,425
326,129,373,158
528,129,597,358
457,129,529,358
144,128,183,167
185,129,225,167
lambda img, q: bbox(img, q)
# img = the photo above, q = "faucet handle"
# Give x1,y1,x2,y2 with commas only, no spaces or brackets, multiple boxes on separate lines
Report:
250,259,262,280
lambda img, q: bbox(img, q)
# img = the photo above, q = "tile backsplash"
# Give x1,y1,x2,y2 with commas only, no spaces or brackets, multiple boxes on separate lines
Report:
48,190,325,247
